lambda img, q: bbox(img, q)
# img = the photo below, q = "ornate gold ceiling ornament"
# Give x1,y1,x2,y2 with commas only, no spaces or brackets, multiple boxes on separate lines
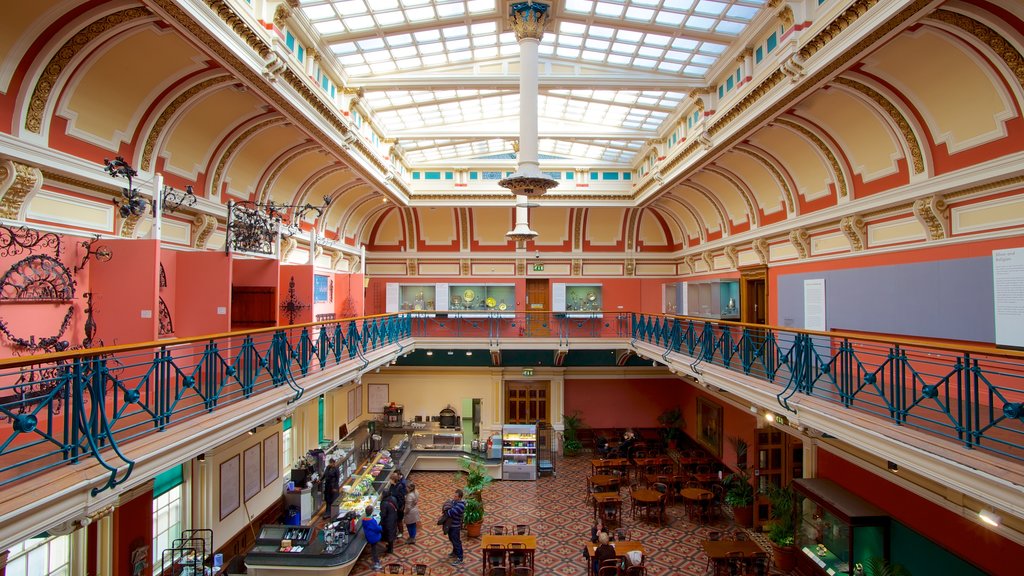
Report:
927,10,1024,89
777,5,795,30
912,195,948,241
191,213,219,249
210,117,283,199
625,208,638,251
775,118,848,198
724,245,739,269
0,160,43,220
832,77,925,175
752,237,770,266
119,210,149,238
406,258,417,276
280,235,298,261
198,0,271,57
26,7,152,134
789,228,810,259
839,214,867,251
273,3,291,29
509,1,551,41
702,250,715,271
141,75,233,171
516,259,526,276
799,0,882,62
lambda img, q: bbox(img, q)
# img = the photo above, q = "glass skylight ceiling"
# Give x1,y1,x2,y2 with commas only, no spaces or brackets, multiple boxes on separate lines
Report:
297,0,766,165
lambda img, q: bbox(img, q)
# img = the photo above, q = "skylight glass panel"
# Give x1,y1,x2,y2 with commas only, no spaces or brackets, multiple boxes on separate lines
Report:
728,5,759,19
419,42,445,54
625,7,655,21
347,64,370,75
467,0,496,14
446,38,470,51
585,38,610,50
611,42,636,54
471,21,497,34
357,38,385,50
374,11,406,26
716,21,745,35
436,3,464,17
421,53,448,65
414,30,440,42
616,30,643,43
344,15,375,30
331,42,357,54
364,50,392,63
396,57,421,69
474,34,497,46
386,34,412,46
443,25,467,38
701,42,727,54
560,21,587,35
638,46,663,58
391,45,418,58
374,0,400,8
695,0,726,15
683,65,707,75
565,0,594,14
607,53,632,65
336,1,368,14
405,6,435,21
686,16,717,30
475,46,499,58
303,5,335,20
314,20,345,34
658,61,683,72
691,54,716,65
663,0,696,9
655,11,685,26
401,0,430,7
589,26,615,38
558,35,583,47
595,2,624,17
338,54,366,65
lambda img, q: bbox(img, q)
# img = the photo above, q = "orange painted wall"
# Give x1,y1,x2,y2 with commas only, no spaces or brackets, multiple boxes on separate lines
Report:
817,449,1022,576
767,236,1024,325
159,249,177,337
176,251,232,337
231,258,278,287
91,239,159,345
112,485,154,576
334,272,364,318
280,264,314,325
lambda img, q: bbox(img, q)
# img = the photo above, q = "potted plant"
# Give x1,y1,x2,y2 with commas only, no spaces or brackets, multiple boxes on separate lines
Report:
462,496,485,538
457,457,493,502
763,483,798,573
563,410,584,457
723,436,754,527
657,406,685,449
862,557,911,576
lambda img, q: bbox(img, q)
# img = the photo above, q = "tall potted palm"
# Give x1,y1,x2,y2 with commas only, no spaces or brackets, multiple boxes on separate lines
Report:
457,458,492,538
562,410,584,457
723,436,754,527
657,406,685,450
764,483,798,572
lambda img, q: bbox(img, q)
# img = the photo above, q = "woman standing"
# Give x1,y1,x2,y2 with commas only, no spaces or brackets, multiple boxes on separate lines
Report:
404,482,420,545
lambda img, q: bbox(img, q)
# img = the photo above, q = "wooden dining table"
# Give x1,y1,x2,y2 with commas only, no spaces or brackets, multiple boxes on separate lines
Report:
584,540,646,576
592,492,622,521
701,538,766,559
480,534,537,575
681,487,714,523
591,458,630,475
630,488,665,524
589,474,621,499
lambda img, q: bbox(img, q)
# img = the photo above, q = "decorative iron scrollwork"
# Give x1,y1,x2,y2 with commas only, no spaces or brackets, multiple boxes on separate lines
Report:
0,305,74,351
75,236,112,273
225,196,330,255
160,262,167,288
280,276,309,324
0,223,62,258
0,255,76,301
104,156,148,218
158,296,173,336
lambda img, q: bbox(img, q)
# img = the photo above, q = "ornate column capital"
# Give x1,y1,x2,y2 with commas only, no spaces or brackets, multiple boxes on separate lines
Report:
509,1,552,41
0,159,43,220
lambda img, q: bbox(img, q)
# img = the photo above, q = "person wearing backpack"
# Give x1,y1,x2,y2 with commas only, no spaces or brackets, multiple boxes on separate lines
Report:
380,488,400,554
361,505,382,572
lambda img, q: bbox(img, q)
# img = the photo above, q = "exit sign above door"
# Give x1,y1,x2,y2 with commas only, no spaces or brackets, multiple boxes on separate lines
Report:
533,263,544,271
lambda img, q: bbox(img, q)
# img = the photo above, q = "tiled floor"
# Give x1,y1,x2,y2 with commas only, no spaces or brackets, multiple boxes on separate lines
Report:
347,452,780,575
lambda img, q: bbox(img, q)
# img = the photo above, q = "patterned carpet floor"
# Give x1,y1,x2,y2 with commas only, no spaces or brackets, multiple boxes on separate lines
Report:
346,452,782,575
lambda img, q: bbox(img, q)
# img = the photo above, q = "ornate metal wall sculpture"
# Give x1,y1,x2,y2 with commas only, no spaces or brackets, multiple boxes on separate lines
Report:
75,236,113,272
161,184,196,214
280,276,309,324
0,305,75,352
225,196,330,255
104,156,148,217
82,292,98,349
159,262,167,287
0,223,63,257
158,297,173,336
0,255,76,301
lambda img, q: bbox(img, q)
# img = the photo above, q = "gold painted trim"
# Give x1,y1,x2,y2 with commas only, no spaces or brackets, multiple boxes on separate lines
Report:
0,161,43,220
26,8,153,134
927,10,1024,91
142,75,233,171
833,77,925,175
944,175,1024,201
200,0,270,58
705,165,758,226
775,118,849,198
41,171,112,195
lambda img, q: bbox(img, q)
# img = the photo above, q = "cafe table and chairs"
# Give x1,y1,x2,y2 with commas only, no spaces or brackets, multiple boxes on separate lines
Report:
584,541,646,576
630,488,666,525
592,457,630,476
681,487,714,524
592,492,623,522
480,534,536,575
701,538,766,576
588,474,621,501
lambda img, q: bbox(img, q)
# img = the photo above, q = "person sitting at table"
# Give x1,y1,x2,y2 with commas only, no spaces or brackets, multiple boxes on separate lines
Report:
591,521,611,543
616,430,638,461
593,532,618,574
595,435,610,458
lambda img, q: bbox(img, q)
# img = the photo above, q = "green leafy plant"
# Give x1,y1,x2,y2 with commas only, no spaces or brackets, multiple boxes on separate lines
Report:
563,411,585,456
462,496,484,524
763,483,797,548
657,406,685,444
863,557,911,576
457,457,492,501
723,468,755,507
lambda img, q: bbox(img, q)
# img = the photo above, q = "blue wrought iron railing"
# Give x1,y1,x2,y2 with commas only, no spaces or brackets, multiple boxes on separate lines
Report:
631,312,1024,463
0,314,411,494
406,310,631,344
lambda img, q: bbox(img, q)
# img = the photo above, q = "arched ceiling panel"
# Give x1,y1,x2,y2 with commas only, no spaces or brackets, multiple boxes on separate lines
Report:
636,209,669,247
267,148,334,206
583,207,625,247
859,25,1017,154
795,87,903,183
162,85,268,180
716,150,786,218
416,207,458,247
672,187,723,237
690,171,750,228
471,207,513,246
654,196,703,244
224,124,306,200
0,0,65,93
366,207,404,248
748,126,832,203
342,194,384,241
531,206,571,247
650,206,686,245
58,24,206,149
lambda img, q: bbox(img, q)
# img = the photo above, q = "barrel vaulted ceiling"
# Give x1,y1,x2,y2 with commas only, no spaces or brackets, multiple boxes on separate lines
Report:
0,0,1022,271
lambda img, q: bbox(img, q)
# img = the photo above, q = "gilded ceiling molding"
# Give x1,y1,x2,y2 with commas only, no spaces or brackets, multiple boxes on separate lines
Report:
191,213,219,249
705,166,758,228
461,259,470,276
775,118,848,198
943,175,1024,201
789,228,810,259
733,147,795,214
119,211,150,238
328,249,343,270
198,0,271,58
210,117,283,199
724,245,739,269
25,7,152,134
912,195,948,241
258,143,320,204
459,208,470,251
402,207,416,250
142,75,233,171
571,259,581,276
0,160,43,220
516,259,526,276
684,254,700,274
838,214,867,251
799,0,881,62
864,202,912,220
573,209,585,251
707,70,785,139
624,208,639,252
751,237,769,266
40,171,110,195
273,3,291,28
777,5,795,30
701,250,715,271
509,4,551,41
345,253,361,272
927,10,1024,89
280,236,298,261
832,77,925,175
406,258,416,276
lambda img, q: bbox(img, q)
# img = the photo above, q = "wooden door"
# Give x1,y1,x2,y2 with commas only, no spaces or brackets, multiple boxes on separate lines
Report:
505,380,550,424
740,266,767,325
525,279,549,337
754,427,803,530
231,286,277,330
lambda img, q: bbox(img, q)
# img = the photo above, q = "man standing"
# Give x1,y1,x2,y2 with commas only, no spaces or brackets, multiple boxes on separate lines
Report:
322,459,340,516
443,488,466,565
380,488,400,554
390,472,408,537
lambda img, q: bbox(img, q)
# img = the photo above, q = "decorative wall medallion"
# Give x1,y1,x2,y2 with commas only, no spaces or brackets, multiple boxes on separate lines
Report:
0,255,76,301
280,276,309,324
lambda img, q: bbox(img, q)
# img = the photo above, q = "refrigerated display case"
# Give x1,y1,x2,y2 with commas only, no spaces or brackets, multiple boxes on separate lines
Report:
502,424,537,481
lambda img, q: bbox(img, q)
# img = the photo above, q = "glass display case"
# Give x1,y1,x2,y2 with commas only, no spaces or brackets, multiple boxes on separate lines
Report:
398,284,436,312
410,431,464,451
793,479,889,576
502,424,537,481
554,283,603,317
686,279,740,320
447,284,516,317
663,282,685,315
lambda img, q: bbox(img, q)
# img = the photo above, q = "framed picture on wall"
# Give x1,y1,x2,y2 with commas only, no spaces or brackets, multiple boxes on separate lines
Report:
263,432,279,488
368,383,388,413
696,397,723,458
219,455,240,520
244,444,261,502
347,384,363,422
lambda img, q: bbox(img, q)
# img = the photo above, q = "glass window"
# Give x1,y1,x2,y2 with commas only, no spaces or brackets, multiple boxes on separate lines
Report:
318,395,325,444
284,426,294,472
4,535,70,576
153,486,183,572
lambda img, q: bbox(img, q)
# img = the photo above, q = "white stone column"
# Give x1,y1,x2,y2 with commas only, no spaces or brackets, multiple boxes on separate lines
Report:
518,36,541,179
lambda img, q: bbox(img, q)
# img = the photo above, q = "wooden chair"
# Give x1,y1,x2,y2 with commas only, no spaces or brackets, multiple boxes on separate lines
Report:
725,551,746,576
624,567,647,576
510,568,533,576
508,542,529,569
652,482,673,506
491,525,508,535
385,563,405,574
733,531,749,541
487,568,509,576
484,544,507,570
597,567,619,576
614,527,631,542
514,524,530,535
412,564,430,575
746,551,771,576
